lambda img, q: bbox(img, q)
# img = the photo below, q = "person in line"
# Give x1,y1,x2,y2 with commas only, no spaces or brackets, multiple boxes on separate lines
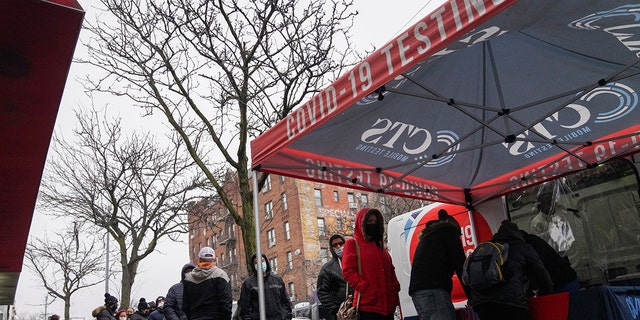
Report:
183,247,232,320
116,309,129,320
317,234,351,320
520,229,580,293
469,221,553,320
342,208,400,320
130,298,151,320
127,308,135,317
164,263,196,320
531,193,555,241
93,293,119,320
148,296,166,320
239,253,292,320
409,209,468,320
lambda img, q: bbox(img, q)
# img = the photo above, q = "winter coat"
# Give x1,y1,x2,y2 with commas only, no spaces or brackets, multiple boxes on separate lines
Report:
317,234,351,320
165,263,196,320
521,231,578,290
148,309,164,320
469,226,553,309
342,208,401,316
94,306,116,320
129,312,148,320
239,254,292,320
183,264,232,320
408,219,467,296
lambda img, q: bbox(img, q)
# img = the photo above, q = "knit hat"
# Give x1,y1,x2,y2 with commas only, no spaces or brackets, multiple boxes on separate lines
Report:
198,247,216,261
137,298,150,310
104,293,118,306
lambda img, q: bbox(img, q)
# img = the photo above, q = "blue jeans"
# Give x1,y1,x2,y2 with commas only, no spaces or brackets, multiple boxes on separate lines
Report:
411,289,455,320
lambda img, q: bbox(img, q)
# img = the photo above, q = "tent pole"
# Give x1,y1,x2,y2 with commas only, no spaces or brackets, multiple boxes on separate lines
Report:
467,208,478,248
252,171,266,320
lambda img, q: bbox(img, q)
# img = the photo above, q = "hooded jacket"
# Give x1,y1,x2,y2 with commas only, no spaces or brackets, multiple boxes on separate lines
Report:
469,223,553,309
182,262,232,320
520,230,578,290
342,208,400,316
408,218,467,296
239,253,292,320
316,234,351,320
164,263,196,320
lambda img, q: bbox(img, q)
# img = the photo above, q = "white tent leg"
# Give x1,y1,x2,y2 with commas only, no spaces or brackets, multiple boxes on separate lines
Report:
467,207,478,248
252,171,266,320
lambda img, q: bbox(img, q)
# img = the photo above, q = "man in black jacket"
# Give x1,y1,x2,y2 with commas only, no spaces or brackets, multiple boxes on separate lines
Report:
521,230,579,293
409,209,467,320
164,263,196,320
469,221,553,320
317,234,351,320
239,253,292,320
183,247,233,320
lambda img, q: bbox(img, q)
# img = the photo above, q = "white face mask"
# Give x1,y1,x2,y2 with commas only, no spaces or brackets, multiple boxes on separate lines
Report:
157,302,164,308
120,317,127,320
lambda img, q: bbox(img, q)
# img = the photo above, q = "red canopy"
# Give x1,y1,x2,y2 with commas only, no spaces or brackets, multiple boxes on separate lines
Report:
251,0,640,207
0,0,84,305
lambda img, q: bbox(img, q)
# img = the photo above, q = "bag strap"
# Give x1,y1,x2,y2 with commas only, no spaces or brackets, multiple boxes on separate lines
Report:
354,238,361,309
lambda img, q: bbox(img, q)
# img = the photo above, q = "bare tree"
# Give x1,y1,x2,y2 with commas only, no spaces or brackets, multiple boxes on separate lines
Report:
24,226,104,320
80,0,359,273
38,110,206,307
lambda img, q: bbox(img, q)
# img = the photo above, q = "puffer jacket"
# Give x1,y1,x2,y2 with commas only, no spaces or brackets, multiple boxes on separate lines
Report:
469,226,553,309
342,208,400,316
165,263,196,320
239,254,292,320
317,234,352,320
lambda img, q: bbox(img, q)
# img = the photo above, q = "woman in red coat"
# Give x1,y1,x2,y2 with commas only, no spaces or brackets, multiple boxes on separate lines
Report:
342,208,401,320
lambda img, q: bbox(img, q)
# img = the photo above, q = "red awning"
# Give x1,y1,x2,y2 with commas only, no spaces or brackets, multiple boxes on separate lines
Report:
251,0,640,206
0,0,84,305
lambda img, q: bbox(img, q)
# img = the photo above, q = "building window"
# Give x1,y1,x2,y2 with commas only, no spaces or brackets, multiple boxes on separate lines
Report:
284,221,291,240
281,192,288,211
287,251,293,270
314,189,323,206
347,192,356,208
289,282,295,297
267,228,276,248
211,211,216,222
264,201,273,220
270,257,278,273
333,190,339,202
206,237,210,247
318,218,326,237
337,218,343,231
212,234,217,248
361,194,368,205
263,175,272,193
280,175,285,182
320,247,328,264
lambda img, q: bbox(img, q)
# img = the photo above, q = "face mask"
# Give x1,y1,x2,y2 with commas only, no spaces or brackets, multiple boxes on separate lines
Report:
335,247,344,258
364,223,382,241
120,317,127,320
157,302,164,308
254,262,267,272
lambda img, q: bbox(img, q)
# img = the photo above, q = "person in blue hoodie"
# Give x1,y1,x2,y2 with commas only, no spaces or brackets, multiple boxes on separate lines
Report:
239,253,292,320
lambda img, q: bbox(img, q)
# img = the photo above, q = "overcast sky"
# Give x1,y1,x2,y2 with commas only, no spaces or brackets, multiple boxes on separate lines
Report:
14,0,444,318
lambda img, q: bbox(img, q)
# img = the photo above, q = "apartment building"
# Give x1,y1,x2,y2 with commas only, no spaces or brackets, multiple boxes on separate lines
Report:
187,173,382,302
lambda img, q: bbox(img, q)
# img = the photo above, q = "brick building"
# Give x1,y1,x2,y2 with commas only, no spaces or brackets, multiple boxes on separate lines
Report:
187,173,386,302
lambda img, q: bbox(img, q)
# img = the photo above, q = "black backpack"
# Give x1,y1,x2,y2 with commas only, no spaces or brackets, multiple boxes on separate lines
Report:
462,241,509,291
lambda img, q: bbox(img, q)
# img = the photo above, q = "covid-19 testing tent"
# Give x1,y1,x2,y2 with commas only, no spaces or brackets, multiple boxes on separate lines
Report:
250,0,640,318
251,0,640,208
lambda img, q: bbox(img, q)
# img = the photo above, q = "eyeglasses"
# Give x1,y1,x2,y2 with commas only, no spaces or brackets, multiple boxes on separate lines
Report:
331,241,344,248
